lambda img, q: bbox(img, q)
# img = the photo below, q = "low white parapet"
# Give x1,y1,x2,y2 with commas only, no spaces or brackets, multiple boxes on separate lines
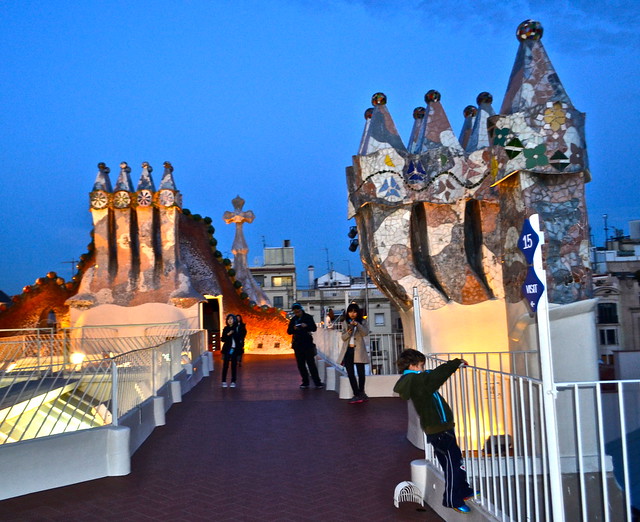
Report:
0,349,212,500
0,425,130,501
337,374,400,399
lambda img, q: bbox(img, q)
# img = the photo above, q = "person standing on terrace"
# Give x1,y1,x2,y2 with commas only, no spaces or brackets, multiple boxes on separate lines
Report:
236,314,247,367
221,314,242,388
287,303,324,390
338,303,370,403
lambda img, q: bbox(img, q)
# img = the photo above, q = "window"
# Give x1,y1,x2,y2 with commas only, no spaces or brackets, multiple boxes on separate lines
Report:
273,296,284,308
597,303,618,324
272,276,293,287
374,313,385,326
599,328,618,345
253,275,265,286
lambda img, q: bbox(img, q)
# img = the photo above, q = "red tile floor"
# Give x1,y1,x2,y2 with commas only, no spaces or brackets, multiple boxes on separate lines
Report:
2,354,444,521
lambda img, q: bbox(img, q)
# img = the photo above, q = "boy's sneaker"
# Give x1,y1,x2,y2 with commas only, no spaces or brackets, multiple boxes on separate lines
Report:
221,382,228,388
230,382,237,388
349,395,364,404
359,393,369,401
299,384,309,389
452,504,471,514
315,382,325,389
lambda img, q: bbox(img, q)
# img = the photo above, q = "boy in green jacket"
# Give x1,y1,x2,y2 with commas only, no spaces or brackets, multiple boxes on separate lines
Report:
393,349,475,514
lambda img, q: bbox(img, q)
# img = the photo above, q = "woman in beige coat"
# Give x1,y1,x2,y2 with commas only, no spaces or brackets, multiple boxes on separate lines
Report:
338,303,370,403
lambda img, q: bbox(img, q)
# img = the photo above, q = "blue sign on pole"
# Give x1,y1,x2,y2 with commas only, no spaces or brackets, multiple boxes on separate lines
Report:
517,218,539,265
522,267,544,313
518,218,545,313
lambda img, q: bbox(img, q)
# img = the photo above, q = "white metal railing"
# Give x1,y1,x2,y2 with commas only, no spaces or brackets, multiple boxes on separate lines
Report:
0,328,206,443
369,333,405,375
313,328,404,375
430,351,539,379
424,354,549,521
554,379,640,522
424,353,639,521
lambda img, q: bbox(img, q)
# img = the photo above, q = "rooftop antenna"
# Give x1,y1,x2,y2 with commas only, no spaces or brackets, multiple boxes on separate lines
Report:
324,248,331,274
343,259,352,277
61,258,78,279
262,236,266,248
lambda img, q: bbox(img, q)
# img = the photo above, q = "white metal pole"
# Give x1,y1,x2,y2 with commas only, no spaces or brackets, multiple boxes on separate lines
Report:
364,273,370,319
412,287,424,354
530,213,565,522
152,346,157,393
111,360,119,427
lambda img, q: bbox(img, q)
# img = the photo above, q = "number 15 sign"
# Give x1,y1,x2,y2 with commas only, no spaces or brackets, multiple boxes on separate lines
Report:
518,218,544,313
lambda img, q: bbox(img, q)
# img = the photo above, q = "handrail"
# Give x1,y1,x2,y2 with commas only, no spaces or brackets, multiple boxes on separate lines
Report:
424,353,639,521
0,327,207,444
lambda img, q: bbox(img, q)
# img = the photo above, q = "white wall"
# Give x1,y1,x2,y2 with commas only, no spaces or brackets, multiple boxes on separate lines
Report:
69,302,200,334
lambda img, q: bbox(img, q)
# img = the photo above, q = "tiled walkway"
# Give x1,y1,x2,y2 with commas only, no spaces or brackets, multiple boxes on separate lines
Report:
2,354,444,521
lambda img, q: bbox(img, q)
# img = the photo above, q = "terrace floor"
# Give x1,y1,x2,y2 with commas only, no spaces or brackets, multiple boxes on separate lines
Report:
1,353,444,521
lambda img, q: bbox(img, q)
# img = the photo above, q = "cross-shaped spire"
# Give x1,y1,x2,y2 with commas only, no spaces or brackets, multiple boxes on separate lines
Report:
223,195,255,257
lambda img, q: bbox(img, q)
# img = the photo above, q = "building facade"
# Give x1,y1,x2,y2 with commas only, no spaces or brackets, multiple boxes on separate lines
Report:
296,267,402,336
249,241,297,311
249,245,403,338
592,221,640,364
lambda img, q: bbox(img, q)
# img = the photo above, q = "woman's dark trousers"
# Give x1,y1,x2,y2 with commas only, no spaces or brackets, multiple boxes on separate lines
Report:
343,347,366,395
222,353,238,383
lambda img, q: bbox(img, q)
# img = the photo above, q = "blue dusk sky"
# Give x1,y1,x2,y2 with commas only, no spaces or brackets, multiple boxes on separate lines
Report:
1,1,639,296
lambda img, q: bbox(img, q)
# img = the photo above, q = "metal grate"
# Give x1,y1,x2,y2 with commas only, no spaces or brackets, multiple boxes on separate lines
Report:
393,480,423,508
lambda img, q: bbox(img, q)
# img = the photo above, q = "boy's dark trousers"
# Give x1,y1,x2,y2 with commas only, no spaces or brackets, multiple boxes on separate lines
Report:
426,429,474,508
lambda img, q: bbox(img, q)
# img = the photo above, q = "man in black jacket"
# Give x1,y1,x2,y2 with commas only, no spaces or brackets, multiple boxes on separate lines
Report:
287,303,324,389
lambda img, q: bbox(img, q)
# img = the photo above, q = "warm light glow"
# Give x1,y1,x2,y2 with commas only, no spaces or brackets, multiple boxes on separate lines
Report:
422,300,512,451
6,363,17,372
70,352,85,365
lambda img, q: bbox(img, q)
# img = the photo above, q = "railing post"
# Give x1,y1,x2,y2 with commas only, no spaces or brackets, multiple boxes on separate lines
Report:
111,360,119,427
36,329,42,369
530,214,565,522
412,287,424,354
63,328,70,372
152,345,157,394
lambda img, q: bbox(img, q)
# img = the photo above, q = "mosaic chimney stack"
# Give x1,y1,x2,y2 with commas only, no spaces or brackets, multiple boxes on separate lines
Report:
68,161,201,309
347,20,592,351
112,162,136,288
135,161,157,292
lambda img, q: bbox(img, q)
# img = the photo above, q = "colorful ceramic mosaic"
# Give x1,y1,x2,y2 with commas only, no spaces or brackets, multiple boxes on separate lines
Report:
517,19,543,41
371,92,387,106
348,20,591,312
